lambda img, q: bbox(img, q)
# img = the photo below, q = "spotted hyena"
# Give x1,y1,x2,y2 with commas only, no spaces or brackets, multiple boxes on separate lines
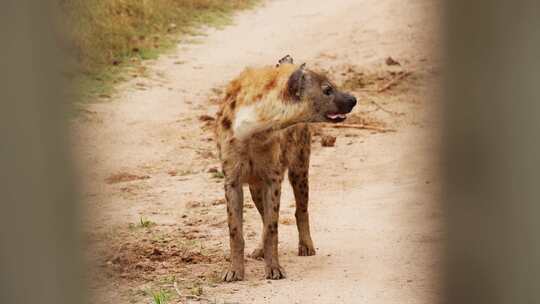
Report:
215,56,357,281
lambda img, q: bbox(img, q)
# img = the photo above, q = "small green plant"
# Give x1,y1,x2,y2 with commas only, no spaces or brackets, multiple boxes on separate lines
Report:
212,171,225,179
139,217,154,228
149,289,170,304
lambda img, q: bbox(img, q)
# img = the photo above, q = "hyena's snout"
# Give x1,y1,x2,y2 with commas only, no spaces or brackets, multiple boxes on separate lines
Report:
335,93,357,114
325,93,357,122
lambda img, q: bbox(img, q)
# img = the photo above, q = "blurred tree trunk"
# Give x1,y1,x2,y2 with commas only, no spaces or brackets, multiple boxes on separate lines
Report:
0,2,84,304
444,1,540,303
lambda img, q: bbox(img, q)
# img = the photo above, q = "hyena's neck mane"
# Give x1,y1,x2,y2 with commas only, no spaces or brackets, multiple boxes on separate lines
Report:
219,64,310,141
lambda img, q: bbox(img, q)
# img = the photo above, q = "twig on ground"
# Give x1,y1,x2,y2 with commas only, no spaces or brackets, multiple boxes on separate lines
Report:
348,71,412,93
377,71,412,93
322,123,396,133
356,88,378,93
369,100,404,116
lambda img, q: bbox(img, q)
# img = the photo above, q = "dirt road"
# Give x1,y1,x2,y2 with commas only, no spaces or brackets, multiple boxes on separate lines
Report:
75,0,442,303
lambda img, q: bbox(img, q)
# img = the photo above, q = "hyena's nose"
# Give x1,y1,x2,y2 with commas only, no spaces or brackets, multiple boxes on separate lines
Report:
343,95,357,113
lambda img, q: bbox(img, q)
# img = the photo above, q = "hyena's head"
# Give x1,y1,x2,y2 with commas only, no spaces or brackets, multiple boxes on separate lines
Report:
286,64,357,123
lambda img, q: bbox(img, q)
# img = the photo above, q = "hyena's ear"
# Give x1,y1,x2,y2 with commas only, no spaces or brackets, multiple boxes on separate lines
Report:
286,64,308,101
276,54,294,67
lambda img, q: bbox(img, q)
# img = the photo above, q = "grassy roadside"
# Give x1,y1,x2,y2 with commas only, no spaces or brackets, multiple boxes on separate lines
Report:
59,0,259,104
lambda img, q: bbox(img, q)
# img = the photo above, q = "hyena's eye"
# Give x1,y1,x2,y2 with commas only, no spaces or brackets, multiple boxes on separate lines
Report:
322,85,334,96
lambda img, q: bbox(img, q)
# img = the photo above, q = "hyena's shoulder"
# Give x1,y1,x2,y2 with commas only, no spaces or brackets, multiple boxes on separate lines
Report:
222,65,297,107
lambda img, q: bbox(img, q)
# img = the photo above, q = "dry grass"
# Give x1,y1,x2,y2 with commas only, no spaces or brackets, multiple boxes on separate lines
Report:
58,0,258,102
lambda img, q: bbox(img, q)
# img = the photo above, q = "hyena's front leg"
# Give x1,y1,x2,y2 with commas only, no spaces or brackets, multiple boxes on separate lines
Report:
222,179,245,282
262,177,285,280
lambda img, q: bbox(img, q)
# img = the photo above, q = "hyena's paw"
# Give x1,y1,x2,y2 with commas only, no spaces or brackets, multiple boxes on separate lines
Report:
222,267,244,282
249,247,264,260
265,265,286,280
298,243,316,256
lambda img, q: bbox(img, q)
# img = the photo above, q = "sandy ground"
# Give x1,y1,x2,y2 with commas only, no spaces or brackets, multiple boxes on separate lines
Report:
74,0,442,303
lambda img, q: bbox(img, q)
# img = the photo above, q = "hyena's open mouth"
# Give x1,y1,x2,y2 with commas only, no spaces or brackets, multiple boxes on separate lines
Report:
325,112,348,123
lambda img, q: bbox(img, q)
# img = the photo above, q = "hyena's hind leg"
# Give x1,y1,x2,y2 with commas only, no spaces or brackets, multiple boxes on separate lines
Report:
248,183,265,259
288,128,316,256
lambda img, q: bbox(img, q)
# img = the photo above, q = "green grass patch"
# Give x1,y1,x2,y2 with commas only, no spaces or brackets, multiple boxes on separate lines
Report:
147,289,172,304
139,217,154,228
58,0,260,105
